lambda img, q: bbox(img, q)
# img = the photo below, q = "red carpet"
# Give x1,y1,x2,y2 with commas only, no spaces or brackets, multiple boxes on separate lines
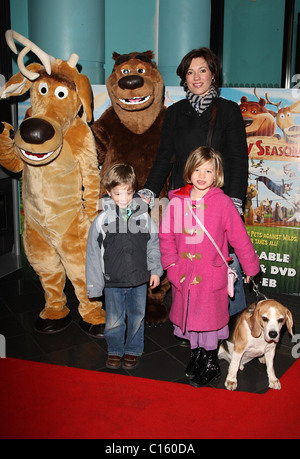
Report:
0,357,299,439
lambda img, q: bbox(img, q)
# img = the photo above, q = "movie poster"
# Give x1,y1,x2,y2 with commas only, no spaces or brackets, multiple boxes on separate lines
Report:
221,88,300,295
19,85,300,294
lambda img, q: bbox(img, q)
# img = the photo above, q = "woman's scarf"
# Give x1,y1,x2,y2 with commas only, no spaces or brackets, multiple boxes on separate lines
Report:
186,85,218,116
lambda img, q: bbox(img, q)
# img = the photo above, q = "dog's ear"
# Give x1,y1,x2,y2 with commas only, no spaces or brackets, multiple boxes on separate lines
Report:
246,306,262,338
285,309,294,337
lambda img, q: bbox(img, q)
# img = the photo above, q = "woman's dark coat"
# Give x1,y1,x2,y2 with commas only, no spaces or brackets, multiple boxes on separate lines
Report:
144,97,248,202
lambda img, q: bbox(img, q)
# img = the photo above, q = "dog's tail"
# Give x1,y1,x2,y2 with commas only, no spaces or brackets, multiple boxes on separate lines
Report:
218,340,232,363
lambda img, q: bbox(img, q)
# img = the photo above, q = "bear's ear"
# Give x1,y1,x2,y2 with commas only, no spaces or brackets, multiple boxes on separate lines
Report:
112,52,121,61
142,50,154,60
259,98,266,107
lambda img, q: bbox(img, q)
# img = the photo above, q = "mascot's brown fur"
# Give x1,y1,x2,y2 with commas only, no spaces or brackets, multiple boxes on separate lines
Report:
0,31,105,335
92,51,169,324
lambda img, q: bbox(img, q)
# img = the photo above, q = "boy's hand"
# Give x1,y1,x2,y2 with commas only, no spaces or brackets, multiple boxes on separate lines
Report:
149,275,160,289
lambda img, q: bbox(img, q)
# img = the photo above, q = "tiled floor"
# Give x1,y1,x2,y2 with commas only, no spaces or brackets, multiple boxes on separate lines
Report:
1,262,299,394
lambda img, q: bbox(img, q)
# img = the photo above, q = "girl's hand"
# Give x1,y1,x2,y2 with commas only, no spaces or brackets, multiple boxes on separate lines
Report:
246,276,251,283
150,275,160,289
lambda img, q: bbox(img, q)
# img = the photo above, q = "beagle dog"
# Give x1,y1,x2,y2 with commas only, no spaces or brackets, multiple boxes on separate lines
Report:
218,299,293,391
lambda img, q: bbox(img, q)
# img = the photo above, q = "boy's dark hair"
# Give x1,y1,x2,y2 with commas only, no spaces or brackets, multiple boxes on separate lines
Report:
103,163,137,192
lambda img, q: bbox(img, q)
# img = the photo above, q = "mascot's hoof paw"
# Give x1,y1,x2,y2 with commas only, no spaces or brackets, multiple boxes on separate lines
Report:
78,319,105,338
145,302,169,326
35,314,72,334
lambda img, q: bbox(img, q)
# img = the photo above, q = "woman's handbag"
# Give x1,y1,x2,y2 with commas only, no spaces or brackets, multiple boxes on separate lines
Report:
187,203,238,297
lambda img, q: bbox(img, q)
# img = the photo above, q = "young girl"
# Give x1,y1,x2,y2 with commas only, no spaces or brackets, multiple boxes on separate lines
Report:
158,146,260,387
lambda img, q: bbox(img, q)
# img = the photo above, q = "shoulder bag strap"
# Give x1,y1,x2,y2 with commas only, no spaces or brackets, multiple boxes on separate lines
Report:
206,98,218,147
187,202,229,268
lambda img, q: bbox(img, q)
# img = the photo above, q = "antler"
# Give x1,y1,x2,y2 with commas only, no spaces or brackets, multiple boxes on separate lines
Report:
67,54,79,68
265,93,282,109
5,29,54,81
254,87,262,101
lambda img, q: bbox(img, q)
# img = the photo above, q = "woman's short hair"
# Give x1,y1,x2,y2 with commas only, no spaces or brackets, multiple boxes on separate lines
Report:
183,146,224,188
176,47,220,91
103,163,137,192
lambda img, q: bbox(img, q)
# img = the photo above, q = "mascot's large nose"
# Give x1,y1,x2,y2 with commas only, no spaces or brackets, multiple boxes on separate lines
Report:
20,118,55,144
118,75,144,90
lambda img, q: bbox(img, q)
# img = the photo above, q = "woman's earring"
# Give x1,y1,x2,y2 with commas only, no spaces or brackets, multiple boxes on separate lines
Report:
184,81,188,90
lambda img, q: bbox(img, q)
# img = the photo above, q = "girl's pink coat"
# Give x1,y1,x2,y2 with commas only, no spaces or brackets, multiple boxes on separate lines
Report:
159,185,260,332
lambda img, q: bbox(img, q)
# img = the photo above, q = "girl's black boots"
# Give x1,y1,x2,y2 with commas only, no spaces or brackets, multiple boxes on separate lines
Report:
190,348,221,387
185,347,205,380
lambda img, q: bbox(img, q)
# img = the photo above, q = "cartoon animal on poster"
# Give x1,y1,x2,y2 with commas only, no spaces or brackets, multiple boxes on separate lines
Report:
240,89,277,137
92,50,170,324
248,159,300,225
234,86,300,227
0,30,105,336
244,183,258,225
239,88,300,143
264,94,300,144
287,190,300,223
273,202,288,222
253,197,272,224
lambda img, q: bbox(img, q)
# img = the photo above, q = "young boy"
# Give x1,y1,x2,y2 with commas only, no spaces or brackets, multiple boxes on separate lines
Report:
86,163,163,370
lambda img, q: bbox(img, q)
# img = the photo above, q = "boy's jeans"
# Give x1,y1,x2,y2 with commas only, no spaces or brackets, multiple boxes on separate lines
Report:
104,283,147,357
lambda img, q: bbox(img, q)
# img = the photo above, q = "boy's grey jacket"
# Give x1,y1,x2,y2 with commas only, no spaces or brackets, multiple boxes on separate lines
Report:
86,194,163,298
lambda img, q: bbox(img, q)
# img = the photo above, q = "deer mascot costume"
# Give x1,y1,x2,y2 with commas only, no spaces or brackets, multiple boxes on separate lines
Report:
92,51,169,324
0,31,105,336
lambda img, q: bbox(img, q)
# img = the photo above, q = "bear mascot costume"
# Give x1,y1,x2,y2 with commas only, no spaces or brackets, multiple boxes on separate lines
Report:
0,30,105,336
92,51,169,324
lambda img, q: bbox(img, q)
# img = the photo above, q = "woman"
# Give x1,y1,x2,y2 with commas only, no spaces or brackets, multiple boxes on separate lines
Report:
143,47,249,316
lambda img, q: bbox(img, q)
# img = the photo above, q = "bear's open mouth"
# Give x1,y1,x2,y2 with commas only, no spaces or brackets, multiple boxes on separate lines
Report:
20,149,54,161
244,118,253,128
119,95,150,105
